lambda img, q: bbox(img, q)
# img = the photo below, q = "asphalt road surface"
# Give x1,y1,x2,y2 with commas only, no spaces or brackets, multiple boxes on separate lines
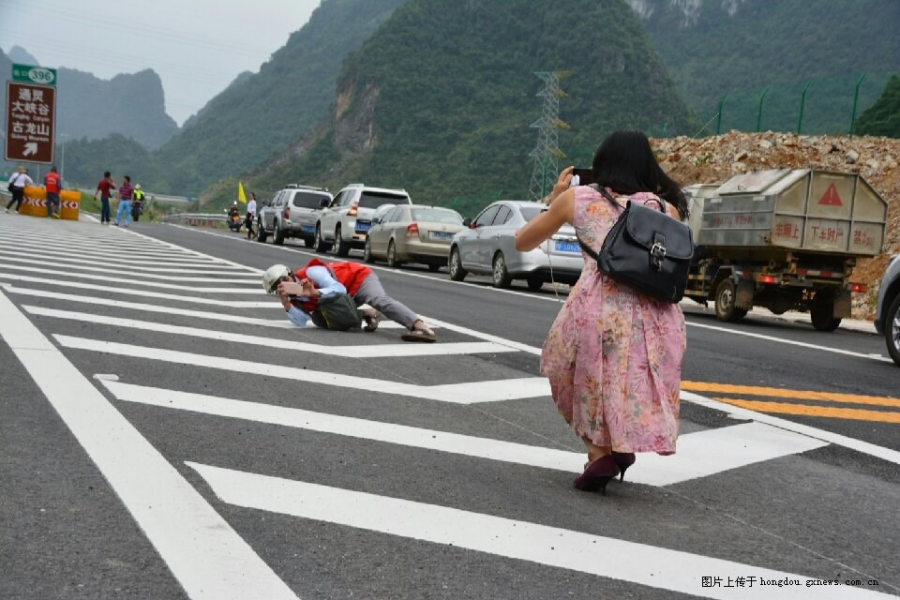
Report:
1,213,898,600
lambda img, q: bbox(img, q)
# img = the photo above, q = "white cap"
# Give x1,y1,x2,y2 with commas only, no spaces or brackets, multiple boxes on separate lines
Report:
262,264,291,294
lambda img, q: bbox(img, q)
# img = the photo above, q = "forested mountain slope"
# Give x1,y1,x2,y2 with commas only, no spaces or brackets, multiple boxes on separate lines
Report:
234,0,695,216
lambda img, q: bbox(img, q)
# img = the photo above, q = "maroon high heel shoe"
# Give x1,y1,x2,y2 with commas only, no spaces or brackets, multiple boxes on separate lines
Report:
611,452,636,482
573,455,619,495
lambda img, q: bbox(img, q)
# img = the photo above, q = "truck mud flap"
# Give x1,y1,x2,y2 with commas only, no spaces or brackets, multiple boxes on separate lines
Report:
833,289,852,318
735,278,755,310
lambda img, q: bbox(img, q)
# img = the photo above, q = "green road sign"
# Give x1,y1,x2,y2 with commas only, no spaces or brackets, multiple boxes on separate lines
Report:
11,63,57,86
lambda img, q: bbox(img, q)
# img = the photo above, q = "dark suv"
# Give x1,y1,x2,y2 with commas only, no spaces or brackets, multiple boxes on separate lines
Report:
258,184,333,247
874,253,900,366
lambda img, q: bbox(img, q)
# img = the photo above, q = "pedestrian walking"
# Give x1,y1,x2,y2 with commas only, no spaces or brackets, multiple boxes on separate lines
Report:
263,259,437,341
94,171,116,224
5,166,33,214
515,130,689,494
44,165,62,218
245,192,257,239
115,176,134,227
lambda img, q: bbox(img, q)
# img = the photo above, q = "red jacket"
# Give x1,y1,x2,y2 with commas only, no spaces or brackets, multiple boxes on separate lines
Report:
292,258,371,313
44,172,61,194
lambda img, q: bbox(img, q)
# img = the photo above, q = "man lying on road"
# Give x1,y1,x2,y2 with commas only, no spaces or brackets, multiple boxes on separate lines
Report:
263,259,437,342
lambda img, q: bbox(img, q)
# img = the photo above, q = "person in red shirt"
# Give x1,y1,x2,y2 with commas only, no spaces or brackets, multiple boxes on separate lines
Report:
44,165,62,219
93,171,116,224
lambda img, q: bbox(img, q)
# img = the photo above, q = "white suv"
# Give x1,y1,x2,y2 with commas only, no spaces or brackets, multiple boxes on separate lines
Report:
315,183,412,256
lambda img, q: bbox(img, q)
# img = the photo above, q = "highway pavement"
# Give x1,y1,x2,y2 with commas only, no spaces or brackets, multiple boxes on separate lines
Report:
1,213,898,599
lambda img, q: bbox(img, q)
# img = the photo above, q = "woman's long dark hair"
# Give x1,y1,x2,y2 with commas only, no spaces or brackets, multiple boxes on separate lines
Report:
591,130,687,219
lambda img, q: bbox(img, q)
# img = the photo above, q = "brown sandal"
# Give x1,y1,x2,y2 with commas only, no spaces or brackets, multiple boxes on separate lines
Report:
401,328,436,343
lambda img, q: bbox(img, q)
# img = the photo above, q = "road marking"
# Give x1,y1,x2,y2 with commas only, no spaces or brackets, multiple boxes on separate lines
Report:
686,321,888,363
106,381,826,486
0,235,227,265
120,225,266,274
683,381,900,409
0,253,259,282
27,306,502,357
0,244,252,273
0,264,266,294
0,231,191,255
0,273,276,307
189,463,880,600
0,291,299,600
715,398,900,425
55,335,550,403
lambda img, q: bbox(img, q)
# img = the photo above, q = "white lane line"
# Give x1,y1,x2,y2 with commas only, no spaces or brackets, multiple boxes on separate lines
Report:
28,307,504,357
0,231,192,255
189,463,880,600
681,391,900,467
0,274,276,307
107,382,827,486
119,226,265,274
686,320,891,363
0,291,299,600
0,264,267,294
7,286,294,327
55,336,550,403
3,245,255,274
425,316,542,356
5,236,228,264
0,252,258,282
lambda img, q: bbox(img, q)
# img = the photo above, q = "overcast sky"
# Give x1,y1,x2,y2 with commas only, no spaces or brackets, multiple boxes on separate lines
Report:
0,0,321,126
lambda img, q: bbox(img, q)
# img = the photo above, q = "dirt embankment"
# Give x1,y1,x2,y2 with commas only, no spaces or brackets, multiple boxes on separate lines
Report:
651,132,900,319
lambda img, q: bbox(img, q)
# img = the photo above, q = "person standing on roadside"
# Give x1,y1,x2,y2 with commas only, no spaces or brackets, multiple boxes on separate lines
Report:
515,130,688,495
245,192,257,239
6,166,33,214
44,165,62,219
115,175,134,227
94,171,116,224
131,184,145,221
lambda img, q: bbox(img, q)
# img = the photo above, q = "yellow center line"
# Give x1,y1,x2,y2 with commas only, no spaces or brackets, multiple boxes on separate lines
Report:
683,381,900,409
713,398,900,424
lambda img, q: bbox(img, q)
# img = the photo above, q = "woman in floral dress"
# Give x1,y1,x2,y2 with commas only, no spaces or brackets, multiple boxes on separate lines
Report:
515,131,688,494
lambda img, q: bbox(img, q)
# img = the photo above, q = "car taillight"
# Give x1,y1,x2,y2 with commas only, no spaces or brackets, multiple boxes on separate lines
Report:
348,202,359,217
283,207,290,220
850,283,867,293
406,223,419,237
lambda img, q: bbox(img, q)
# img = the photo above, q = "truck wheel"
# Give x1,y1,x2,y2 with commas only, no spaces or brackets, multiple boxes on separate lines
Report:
314,225,330,253
492,252,512,288
715,279,747,322
885,294,900,366
449,247,466,281
811,298,841,332
334,226,350,257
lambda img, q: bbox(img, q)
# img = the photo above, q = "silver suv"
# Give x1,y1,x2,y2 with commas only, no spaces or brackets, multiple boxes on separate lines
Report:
258,184,332,247
874,253,900,366
315,183,412,256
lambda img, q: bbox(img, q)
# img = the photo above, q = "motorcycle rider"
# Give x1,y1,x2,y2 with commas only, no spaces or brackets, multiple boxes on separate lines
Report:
228,201,241,231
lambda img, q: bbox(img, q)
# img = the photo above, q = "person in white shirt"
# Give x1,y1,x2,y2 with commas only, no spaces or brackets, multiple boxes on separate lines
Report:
6,166,33,214
245,192,257,239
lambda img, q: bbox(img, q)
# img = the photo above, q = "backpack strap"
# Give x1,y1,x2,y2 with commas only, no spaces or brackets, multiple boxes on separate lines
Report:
589,183,666,214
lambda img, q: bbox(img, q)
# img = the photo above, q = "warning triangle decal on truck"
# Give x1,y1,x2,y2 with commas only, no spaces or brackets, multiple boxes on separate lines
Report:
818,182,843,206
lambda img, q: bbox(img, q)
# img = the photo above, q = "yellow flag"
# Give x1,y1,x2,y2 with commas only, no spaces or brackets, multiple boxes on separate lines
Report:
238,181,247,204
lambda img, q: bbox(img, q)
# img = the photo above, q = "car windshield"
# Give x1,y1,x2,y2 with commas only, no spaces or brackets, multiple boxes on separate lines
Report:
359,191,409,209
519,206,544,222
412,208,463,224
292,192,330,209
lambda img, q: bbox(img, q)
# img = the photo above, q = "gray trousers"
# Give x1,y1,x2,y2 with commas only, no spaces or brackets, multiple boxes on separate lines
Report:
354,272,419,330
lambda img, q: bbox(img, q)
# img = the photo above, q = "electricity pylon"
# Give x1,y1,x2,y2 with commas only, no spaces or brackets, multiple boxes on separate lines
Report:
528,71,570,200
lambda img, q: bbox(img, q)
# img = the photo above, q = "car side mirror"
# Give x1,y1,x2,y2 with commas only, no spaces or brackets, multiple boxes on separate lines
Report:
372,217,381,225
320,198,330,208
462,218,472,228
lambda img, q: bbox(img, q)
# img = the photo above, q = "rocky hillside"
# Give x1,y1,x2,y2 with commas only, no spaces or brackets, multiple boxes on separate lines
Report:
651,131,900,317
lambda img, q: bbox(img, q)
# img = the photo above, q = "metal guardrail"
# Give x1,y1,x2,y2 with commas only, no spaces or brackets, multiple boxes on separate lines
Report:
162,213,228,226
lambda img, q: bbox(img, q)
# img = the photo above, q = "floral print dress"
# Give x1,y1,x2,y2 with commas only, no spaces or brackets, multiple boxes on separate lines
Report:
541,185,687,454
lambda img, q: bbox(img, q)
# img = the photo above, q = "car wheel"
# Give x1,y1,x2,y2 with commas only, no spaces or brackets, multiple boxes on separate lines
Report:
363,238,375,263
256,222,268,243
387,240,402,268
274,223,285,245
492,252,512,288
334,226,350,257
715,279,747,322
314,225,330,253
449,247,467,282
526,275,543,291
886,294,900,366
810,295,841,332
428,264,441,272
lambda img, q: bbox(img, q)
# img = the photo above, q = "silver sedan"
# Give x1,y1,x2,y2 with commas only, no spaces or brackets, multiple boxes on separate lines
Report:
448,200,584,290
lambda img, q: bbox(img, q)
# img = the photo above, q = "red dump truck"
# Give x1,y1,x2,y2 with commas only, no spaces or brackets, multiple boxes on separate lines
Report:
682,169,888,331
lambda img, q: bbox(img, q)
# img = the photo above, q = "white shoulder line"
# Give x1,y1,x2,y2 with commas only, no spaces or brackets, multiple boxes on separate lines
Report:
55,335,550,403
0,290,299,600
188,462,882,600
107,381,825,486
27,306,503,357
